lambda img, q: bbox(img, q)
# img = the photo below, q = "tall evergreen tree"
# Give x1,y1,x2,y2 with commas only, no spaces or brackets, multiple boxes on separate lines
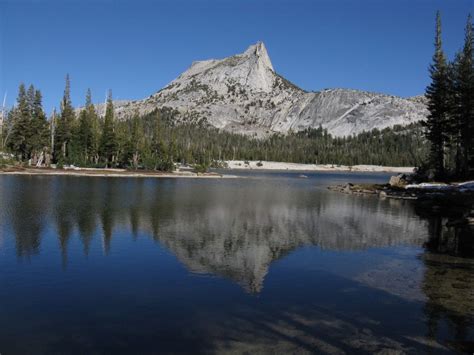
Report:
128,113,145,169
30,89,50,162
99,90,117,167
451,14,474,178
26,85,35,116
83,89,101,165
7,84,31,160
50,108,57,154
77,89,95,163
424,12,452,179
54,74,76,162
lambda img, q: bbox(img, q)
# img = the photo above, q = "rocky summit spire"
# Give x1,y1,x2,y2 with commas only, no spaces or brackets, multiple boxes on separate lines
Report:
162,41,278,95
238,41,275,93
243,41,274,73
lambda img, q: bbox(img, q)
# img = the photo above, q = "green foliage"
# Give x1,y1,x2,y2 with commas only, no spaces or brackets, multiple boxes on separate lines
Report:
450,14,474,178
30,89,50,156
7,83,30,159
99,90,118,167
0,155,16,168
6,83,49,162
423,12,452,179
54,74,76,162
423,13,474,180
75,89,98,165
193,162,210,173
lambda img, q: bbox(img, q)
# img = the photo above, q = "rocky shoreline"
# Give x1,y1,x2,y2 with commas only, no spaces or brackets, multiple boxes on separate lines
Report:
328,175,474,229
328,183,417,199
328,180,474,202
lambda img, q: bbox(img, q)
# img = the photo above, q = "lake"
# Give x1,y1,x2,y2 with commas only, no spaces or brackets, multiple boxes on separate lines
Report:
0,172,472,354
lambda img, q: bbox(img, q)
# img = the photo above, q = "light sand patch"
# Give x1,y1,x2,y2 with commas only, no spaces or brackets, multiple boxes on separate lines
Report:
226,160,414,173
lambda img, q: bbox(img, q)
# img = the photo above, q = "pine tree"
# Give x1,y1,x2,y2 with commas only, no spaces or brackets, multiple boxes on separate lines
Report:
122,112,144,169
452,14,474,178
85,89,101,165
115,118,130,167
99,90,117,167
26,85,35,115
50,108,57,154
30,89,49,163
7,84,31,160
54,74,76,163
424,12,452,179
77,89,95,164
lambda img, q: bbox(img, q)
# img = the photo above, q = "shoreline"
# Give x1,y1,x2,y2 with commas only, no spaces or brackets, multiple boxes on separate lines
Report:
0,161,416,178
327,182,474,227
225,160,414,173
0,167,238,179
0,160,414,179
328,181,474,202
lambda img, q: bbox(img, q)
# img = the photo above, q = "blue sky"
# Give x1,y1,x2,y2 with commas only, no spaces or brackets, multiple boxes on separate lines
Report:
1,0,472,112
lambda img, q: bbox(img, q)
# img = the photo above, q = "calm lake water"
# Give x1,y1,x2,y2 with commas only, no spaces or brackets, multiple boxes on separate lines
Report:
0,171,473,354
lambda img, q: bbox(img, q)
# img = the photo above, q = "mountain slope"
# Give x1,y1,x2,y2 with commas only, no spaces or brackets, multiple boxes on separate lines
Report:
105,42,427,137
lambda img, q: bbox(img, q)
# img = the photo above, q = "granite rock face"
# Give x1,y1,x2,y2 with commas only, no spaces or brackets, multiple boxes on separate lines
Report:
95,42,428,137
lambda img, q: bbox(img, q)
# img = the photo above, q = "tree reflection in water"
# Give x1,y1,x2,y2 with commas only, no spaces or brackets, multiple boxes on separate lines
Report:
414,201,474,352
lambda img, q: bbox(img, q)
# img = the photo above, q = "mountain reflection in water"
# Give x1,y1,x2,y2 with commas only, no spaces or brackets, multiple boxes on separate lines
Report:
2,175,428,292
0,173,472,353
